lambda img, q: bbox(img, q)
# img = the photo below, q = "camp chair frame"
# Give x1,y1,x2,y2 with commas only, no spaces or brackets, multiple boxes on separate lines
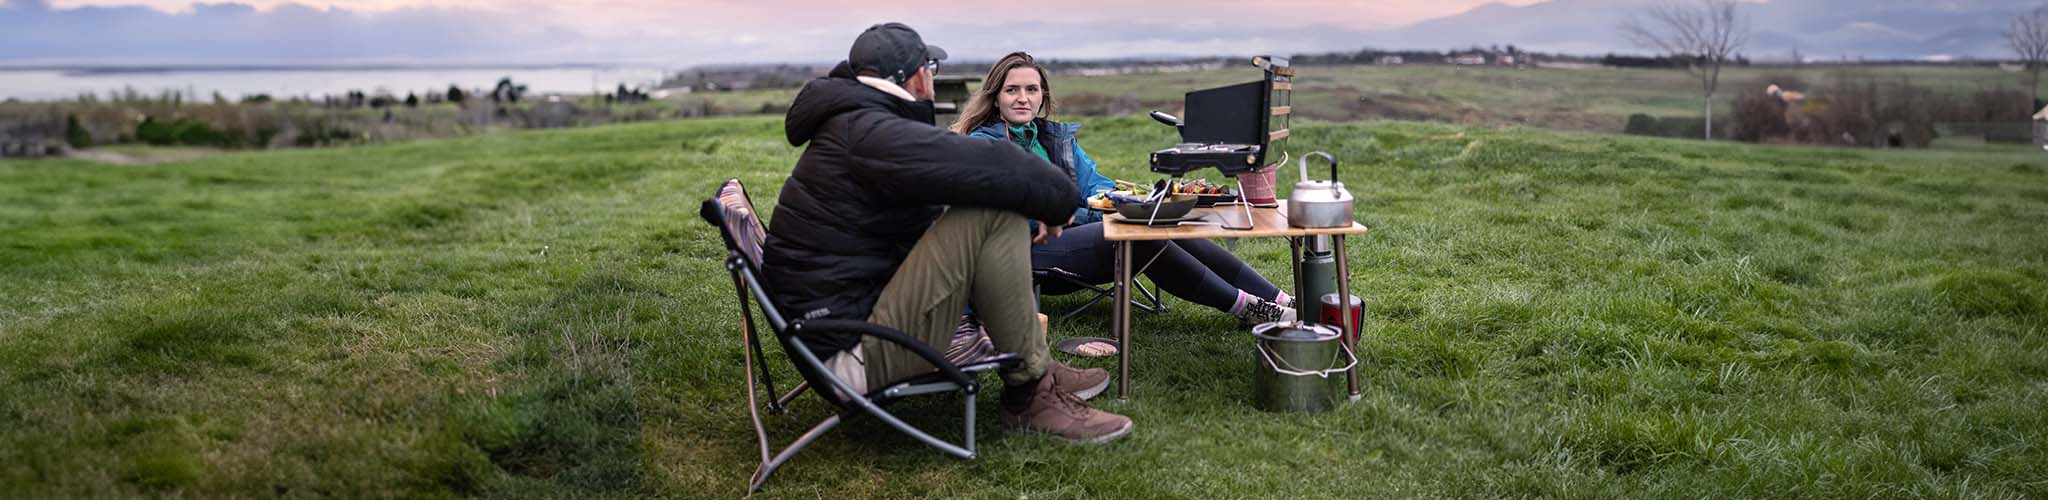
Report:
1033,268,1166,322
701,178,1017,493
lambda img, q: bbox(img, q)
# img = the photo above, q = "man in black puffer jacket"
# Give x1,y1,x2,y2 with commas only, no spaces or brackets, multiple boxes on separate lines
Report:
763,23,1132,443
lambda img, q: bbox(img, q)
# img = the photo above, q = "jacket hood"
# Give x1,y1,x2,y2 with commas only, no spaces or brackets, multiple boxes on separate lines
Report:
784,61,933,146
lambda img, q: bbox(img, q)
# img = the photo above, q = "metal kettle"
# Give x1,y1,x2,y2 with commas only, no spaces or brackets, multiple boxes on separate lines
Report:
1286,152,1354,228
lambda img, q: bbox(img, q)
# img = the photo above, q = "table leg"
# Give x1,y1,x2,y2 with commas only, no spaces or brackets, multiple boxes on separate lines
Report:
1288,237,1304,315
1116,240,1132,401
1336,236,1360,401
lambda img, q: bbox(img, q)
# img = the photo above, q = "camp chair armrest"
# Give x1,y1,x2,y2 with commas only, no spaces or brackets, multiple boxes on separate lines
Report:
793,319,978,392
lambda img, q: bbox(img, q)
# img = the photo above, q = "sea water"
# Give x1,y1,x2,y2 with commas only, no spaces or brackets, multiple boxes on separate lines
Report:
0,66,671,102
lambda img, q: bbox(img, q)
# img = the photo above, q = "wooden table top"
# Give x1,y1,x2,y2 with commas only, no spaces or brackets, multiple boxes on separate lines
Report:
1101,201,1370,241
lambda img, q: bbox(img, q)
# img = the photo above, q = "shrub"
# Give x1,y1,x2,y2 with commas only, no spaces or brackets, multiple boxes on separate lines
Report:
135,115,259,148
1881,86,1938,148
1731,88,1787,143
1807,73,1939,148
1729,75,1811,143
1824,75,1938,148
1730,73,1941,148
134,117,176,145
292,121,359,147
1622,113,1707,139
65,114,92,148
1950,87,2030,123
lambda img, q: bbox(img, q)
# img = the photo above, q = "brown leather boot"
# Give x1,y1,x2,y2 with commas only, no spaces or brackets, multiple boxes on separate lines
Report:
1044,360,1110,401
1000,370,1134,444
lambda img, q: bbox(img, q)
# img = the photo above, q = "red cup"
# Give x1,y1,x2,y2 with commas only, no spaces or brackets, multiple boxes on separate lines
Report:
1319,293,1364,344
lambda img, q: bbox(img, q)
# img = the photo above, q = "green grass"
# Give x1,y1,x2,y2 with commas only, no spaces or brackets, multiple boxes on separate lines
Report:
3,115,2046,497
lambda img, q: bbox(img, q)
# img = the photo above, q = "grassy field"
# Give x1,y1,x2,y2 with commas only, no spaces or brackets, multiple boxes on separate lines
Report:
2,115,2046,498
669,62,2048,136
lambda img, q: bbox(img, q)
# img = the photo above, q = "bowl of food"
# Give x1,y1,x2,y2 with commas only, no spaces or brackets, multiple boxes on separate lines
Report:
1114,194,1198,221
1171,178,1240,207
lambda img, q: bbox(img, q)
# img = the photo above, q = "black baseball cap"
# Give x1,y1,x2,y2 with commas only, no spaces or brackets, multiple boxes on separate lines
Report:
849,22,948,84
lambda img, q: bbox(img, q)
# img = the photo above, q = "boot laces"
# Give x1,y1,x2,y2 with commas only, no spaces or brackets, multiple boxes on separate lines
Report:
1043,372,1093,417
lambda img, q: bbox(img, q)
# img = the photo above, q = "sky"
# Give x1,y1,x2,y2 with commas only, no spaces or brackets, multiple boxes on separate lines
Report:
0,0,2030,65
0,0,1544,65
34,0,1538,32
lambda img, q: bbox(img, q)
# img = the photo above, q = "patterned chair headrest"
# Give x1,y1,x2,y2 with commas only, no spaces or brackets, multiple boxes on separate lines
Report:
705,178,768,268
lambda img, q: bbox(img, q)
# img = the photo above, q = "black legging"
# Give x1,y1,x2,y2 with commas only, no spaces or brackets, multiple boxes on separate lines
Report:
1030,222,1282,312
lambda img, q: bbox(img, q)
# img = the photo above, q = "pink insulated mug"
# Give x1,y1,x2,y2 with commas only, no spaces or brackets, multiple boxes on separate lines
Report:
1238,164,1280,207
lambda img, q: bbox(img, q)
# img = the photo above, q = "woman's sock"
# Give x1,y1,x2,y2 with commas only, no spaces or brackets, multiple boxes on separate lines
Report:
1227,290,1256,315
1274,291,1293,308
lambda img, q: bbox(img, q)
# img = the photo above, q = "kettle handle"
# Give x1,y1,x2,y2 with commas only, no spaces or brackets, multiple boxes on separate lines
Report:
1298,151,1339,187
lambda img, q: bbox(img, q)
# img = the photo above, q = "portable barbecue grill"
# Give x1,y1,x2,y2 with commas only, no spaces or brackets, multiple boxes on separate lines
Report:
1148,55,1294,178
1142,56,1295,229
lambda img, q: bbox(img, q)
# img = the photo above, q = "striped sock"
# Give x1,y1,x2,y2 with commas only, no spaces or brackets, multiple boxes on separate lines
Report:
1227,290,1256,315
1274,291,1293,308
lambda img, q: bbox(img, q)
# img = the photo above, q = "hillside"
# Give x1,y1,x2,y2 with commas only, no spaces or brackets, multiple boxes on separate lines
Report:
1,116,2044,497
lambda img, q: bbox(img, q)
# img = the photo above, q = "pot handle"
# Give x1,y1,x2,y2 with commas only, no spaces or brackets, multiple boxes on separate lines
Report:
1298,151,1339,186
1255,338,1359,378
1302,151,1339,187
1295,151,1312,185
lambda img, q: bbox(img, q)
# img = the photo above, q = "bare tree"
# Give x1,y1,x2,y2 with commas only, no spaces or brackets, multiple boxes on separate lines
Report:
1623,0,1750,140
2007,4,2048,108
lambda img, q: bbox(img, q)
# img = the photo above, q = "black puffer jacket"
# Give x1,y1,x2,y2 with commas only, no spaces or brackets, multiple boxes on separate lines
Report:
763,64,1079,357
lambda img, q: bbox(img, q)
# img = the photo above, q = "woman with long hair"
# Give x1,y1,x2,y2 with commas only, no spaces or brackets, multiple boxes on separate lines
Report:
950,52,1296,325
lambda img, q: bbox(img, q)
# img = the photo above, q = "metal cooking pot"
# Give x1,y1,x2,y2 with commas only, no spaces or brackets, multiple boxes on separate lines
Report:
1287,152,1353,228
1251,321,1356,413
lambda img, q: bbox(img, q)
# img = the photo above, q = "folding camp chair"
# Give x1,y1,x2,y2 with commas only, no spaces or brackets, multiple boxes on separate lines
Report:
1032,268,1166,322
701,178,1019,493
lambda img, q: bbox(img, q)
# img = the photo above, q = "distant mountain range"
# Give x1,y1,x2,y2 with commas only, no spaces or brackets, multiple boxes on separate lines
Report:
1361,0,2022,60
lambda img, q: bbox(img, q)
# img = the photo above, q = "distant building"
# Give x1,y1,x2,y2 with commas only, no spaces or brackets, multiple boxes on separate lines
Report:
1375,55,1405,65
1449,53,1486,65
